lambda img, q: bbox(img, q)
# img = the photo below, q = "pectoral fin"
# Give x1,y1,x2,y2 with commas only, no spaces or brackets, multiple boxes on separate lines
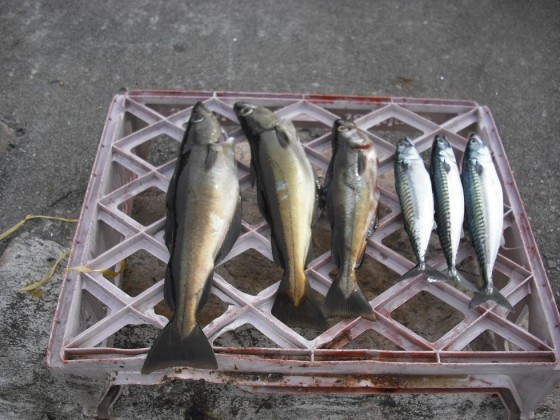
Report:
205,144,219,170
216,196,242,263
476,162,484,175
357,151,366,175
275,125,290,148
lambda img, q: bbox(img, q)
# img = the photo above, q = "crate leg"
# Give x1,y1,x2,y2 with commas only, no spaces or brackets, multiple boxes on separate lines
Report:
96,385,125,420
505,375,560,420
498,388,522,420
51,368,115,417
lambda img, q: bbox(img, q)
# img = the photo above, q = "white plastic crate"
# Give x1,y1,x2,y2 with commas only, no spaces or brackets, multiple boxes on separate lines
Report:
47,90,560,419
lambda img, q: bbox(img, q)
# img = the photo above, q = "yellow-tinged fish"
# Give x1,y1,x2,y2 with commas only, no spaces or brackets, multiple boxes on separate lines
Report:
234,102,326,329
142,102,241,373
323,120,378,320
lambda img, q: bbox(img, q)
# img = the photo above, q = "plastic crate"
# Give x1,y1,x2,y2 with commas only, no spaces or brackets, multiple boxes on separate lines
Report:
47,90,560,419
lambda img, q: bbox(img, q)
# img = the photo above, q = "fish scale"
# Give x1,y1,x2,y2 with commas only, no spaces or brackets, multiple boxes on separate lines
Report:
397,168,427,260
465,175,489,271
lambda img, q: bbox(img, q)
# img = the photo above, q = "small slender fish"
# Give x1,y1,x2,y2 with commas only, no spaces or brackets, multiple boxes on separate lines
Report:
234,102,326,330
430,135,469,284
323,119,378,320
142,102,241,373
394,138,448,282
462,133,512,311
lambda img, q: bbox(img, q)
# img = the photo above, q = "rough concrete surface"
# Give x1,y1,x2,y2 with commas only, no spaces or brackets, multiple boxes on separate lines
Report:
1,0,559,419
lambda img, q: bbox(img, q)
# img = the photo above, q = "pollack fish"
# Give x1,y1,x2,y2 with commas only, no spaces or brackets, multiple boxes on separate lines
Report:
462,133,512,311
394,138,447,282
234,102,326,329
323,119,378,320
142,102,241,373
430,135,469,285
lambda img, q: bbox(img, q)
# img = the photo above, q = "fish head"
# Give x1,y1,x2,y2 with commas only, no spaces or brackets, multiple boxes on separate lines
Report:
185,102,225,145
333,119,373,151
466,133,492,162
395,137,420,162
334,119,357,141
234,102,278,138
334,119,356,135
432,135,457,163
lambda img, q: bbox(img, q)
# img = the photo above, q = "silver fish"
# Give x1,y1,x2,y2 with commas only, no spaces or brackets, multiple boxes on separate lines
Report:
462,133,512,310
234,102,326,329
430,135,468,284
394,138,447,282
323,120,378,320
142,102,241,373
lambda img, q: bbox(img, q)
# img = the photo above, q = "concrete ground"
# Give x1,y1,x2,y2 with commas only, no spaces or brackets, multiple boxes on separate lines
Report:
1,0,559,418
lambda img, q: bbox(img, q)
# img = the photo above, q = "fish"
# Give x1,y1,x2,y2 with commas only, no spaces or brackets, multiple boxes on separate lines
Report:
394,137,448,282
323,119,378,320
461,133,512,311
142,102,241,374
430,135,470,285
234,102,326,330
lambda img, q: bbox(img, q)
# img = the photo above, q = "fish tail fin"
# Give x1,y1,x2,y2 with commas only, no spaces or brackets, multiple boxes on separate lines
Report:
449,268,479,292
424,264,453,282
397,264,449,283
271,282,327,330
469,288,514,312
324,276,376,321
396,265,422,282
141,321,217,374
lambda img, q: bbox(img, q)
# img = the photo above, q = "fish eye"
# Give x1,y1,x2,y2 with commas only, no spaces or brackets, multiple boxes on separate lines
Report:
191,114,205,124
239,107,253,117
337,125,350,132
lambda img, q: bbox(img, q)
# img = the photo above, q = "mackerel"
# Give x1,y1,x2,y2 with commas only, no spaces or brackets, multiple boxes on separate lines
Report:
430,135,469,284
462,134,512,310
394,138,447,282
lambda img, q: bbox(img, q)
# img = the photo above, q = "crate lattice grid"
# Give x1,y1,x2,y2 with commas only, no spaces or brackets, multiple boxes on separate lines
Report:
47,91,560,419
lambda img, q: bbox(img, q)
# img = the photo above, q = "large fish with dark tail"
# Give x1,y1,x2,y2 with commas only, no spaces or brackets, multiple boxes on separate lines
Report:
142,102,241,373
430,135,470,285
323,119,378,320
234,102,326,329
462,133,512,311
394,138,448,282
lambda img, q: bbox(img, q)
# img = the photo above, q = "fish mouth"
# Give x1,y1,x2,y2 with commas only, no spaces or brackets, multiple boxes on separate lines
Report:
233,102,256,117
334,119,356,132
434,135,451,148
190,102,212,123
468,133,484,145
396,137,415,149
